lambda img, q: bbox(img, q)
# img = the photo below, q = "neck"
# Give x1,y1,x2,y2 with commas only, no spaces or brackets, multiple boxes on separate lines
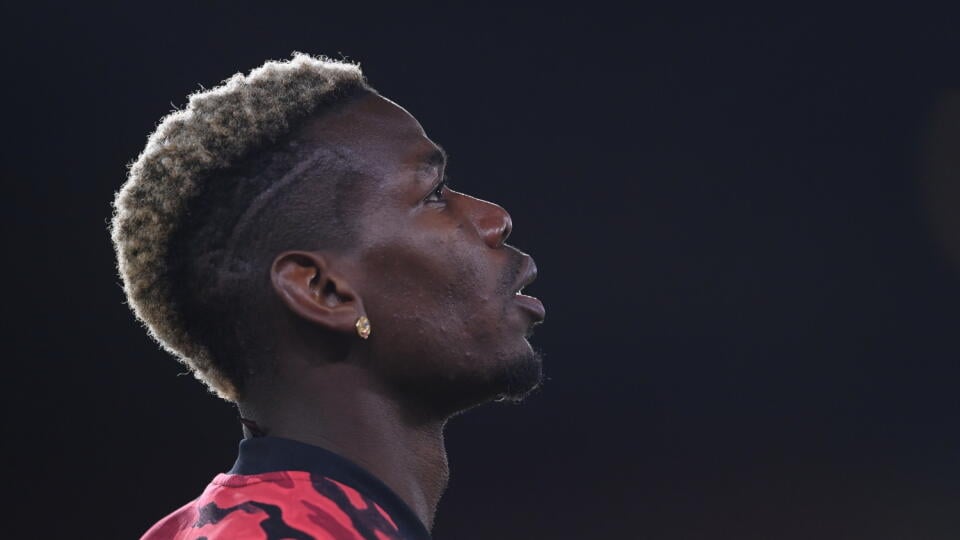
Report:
239,363,450,531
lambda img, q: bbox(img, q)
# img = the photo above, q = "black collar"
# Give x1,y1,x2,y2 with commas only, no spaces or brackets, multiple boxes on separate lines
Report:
229,436,432,540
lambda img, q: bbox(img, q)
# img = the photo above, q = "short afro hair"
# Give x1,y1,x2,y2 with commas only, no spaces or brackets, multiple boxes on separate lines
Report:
110,53,371,402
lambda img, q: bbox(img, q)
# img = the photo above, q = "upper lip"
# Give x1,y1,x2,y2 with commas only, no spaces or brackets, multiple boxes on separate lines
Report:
514,256,538,295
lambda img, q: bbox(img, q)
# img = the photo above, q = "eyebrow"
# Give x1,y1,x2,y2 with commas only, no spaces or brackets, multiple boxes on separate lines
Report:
423,145,448,168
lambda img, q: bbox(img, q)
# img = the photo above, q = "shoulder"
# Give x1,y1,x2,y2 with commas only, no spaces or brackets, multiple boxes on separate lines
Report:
140,471,406,540
139,498,198,540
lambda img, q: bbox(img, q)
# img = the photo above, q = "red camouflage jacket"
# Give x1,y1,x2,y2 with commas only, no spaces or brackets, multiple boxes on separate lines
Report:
141,436,432,540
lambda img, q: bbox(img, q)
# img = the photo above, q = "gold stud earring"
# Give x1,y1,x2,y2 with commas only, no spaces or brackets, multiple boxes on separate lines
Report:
355,316,371,339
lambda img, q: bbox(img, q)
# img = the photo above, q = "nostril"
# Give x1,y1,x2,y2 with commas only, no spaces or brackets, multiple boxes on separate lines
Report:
472,197,513,248
500,214,513,246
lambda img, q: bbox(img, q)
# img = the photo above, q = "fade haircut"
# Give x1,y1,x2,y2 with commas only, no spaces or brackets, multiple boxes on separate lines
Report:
110,53,371,402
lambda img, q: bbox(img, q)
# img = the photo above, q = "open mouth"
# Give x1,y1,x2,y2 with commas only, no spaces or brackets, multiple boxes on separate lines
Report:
512,257,545,321
514,257,538,294
513,292,546,321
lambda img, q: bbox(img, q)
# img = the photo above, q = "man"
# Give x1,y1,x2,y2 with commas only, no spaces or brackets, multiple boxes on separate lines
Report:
110,53,545,539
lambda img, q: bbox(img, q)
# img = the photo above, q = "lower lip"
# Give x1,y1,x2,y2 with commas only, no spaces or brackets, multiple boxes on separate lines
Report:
513,293,546,321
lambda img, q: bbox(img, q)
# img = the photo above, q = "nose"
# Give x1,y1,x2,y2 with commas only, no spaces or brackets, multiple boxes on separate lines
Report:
470,196,512,248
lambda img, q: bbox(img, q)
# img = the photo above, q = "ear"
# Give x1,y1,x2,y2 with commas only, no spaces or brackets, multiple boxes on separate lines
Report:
270,251,365,336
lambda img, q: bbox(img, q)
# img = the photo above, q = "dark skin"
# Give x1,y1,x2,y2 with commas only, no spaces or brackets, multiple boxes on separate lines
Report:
237,92,545,531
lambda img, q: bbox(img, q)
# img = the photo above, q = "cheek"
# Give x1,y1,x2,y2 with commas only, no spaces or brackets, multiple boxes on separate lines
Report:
358,234,504,360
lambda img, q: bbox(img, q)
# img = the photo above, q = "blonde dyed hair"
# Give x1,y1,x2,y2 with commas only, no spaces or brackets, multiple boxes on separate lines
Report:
110,53,368,401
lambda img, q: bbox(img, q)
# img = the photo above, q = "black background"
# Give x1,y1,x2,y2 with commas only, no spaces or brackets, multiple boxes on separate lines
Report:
4,3,960,539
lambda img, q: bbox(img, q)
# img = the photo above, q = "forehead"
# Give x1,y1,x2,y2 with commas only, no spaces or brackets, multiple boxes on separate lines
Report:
295,92,438,176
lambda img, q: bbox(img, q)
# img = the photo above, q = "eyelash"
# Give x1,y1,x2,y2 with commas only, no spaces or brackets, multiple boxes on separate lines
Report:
426,176,450,203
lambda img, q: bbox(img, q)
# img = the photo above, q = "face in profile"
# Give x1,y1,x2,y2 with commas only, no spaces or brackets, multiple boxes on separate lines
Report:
296,92,546,412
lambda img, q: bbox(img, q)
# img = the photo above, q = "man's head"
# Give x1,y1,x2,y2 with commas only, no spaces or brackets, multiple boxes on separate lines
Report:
111,54,544,414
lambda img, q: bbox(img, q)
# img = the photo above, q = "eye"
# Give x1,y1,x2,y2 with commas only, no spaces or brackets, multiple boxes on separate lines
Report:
425,176,449,203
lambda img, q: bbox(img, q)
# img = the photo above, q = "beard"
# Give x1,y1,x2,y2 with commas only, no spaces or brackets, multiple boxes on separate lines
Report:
383,345,545,418
440,345,545,414
491,347,545,403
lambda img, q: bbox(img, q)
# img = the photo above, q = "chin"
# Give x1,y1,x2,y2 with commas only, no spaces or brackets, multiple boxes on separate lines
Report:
490,347,544,403
449,345,545,411
391,346,544,415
